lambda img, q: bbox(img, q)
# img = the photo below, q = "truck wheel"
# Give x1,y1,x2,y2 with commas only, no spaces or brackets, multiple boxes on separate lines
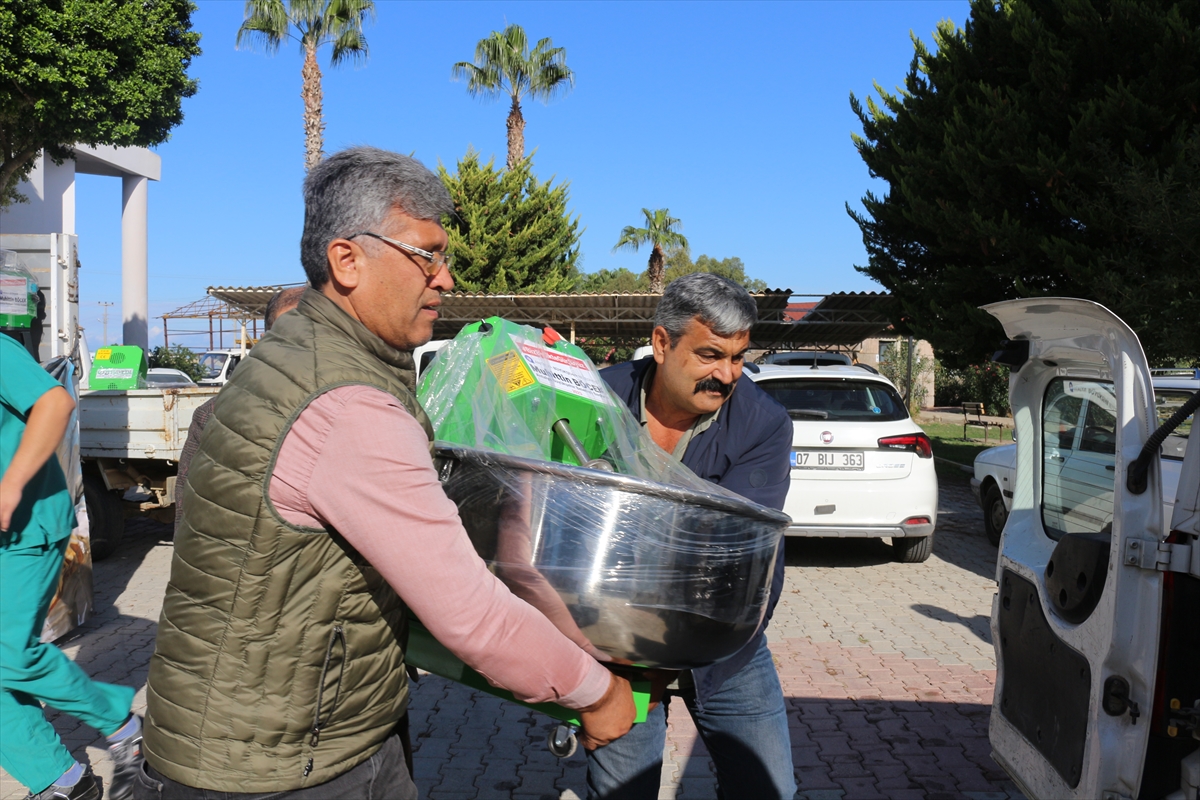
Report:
893,534,933,563
983,484,1007,547
84,472,124,561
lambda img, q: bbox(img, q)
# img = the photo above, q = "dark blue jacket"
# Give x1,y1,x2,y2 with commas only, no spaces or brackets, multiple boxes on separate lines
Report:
600,357,792,705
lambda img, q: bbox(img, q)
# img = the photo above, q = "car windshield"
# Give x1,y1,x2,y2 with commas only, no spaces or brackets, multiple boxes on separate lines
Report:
756,379,909,421
198,353,227,380
1156,389,1195,460
145,372,184,385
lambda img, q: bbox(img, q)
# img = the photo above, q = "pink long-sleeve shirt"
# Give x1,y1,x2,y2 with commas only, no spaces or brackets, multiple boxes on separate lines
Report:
268,384,611,709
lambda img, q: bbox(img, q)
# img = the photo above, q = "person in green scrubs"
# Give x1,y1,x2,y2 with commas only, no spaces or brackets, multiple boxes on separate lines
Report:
0,334,140,800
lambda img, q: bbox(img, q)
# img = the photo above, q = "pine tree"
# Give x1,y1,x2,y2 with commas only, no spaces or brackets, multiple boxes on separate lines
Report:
438,150,581,293
849,0,1200,366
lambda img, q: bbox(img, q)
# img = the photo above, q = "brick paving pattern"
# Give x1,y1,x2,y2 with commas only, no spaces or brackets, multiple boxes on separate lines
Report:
1,476,1026,799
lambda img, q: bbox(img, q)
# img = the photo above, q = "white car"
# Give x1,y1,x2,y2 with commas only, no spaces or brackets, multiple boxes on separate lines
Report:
144,367,198,388
972,369,1198,545
749,364,939,562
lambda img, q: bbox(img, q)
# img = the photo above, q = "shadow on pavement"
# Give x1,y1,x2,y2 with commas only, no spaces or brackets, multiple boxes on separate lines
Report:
662,696,1020,798
72,516,172,631
783,537,895,568
911,604,994,646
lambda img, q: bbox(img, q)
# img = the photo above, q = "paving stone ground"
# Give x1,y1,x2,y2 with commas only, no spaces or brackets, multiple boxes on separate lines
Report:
1,475,1024,800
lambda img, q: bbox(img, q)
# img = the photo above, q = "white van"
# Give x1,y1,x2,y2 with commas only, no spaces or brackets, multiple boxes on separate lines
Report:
983,298,1199,799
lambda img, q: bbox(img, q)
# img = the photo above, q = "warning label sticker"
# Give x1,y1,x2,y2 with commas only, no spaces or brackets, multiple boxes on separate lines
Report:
516,342,611,406
487,350,536,393
0,276,29,315
96,348,112,361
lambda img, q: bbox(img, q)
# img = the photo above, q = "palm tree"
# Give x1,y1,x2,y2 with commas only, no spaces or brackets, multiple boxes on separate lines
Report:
237,0,374,171
452,24,574,171
613,209,688,293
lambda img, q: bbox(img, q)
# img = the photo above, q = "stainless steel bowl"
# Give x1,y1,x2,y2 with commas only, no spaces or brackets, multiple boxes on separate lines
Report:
434,445,790,669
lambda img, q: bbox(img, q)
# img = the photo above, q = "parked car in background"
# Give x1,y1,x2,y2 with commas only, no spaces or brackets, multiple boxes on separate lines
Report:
972,370,1198,545
144,368,198,388
760,350,853,367
749,363,938,562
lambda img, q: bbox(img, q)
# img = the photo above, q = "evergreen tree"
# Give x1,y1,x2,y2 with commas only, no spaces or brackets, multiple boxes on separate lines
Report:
438,150,581,293
849,0,1200,366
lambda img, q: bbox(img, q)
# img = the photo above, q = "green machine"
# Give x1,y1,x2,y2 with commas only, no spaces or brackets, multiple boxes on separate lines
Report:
412,316,651,756
89,346,148,390
421,316,618,467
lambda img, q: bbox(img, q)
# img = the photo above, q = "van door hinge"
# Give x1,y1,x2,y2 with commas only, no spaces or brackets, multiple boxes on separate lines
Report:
1124,539,1193,574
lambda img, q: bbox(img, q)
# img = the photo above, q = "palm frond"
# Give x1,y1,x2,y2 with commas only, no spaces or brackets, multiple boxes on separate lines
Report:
236,0,290,53
613,226,649,253
329,27,368,65
288,0,327,43
527,38,574,102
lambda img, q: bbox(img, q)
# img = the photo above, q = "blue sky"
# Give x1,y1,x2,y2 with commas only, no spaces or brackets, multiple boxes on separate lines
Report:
72,0,969,349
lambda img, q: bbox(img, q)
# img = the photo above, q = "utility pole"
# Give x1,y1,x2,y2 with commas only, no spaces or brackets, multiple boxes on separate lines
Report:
98,301,114,345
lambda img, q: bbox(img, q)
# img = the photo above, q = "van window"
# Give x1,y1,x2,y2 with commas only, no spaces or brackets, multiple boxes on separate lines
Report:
1156,390,1195,461
1042,379,1115,540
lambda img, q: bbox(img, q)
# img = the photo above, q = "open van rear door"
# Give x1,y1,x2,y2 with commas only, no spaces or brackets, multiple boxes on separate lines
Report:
984,299,1164,798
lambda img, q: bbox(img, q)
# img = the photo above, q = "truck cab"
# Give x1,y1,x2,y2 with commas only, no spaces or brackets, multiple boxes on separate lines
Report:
197,348,243,385
984,298,1199,799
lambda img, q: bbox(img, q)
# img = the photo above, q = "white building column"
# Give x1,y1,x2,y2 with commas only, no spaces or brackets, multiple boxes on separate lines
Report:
121,175,149,349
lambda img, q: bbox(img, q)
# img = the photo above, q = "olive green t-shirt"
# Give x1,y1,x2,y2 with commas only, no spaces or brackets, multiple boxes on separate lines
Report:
0,334,75,549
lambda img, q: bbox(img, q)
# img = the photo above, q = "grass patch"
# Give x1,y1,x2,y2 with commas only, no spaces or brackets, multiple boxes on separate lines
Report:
916,418,1013,481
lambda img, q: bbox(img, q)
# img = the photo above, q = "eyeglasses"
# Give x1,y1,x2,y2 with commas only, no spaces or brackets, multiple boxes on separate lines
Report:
346,231,453,276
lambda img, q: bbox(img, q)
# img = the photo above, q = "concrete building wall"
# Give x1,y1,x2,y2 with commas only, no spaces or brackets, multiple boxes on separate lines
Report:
0,146,160,349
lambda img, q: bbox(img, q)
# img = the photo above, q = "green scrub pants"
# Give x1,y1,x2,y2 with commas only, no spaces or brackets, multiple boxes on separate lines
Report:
0,539,134,793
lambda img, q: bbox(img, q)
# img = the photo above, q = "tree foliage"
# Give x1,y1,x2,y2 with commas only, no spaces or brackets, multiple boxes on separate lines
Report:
612,208,688,292
438,150,581,293
452,24,574,170
237,0,373,172
578,248,769,294
849,0,1200,366
148,344,204,382
577,268,646,293
664,248,769,292
0,0,200,207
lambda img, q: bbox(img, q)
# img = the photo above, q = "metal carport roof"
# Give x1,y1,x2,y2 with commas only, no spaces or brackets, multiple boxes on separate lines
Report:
206,286,895,347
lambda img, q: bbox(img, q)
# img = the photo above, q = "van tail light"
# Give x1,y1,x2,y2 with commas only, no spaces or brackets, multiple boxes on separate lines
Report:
878,433,933,459
903,516,931,526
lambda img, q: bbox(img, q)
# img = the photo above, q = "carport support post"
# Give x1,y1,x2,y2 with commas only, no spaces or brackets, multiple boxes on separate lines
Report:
570,320,576,345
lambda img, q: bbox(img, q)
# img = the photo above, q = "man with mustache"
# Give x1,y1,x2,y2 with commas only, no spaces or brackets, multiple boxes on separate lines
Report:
593,273,795,799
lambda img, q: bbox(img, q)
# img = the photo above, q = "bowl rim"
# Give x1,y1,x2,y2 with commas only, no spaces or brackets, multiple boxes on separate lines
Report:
433,443,792,526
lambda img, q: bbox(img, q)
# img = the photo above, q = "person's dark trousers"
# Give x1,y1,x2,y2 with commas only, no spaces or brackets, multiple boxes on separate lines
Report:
586,638,796,799
132,730,416,800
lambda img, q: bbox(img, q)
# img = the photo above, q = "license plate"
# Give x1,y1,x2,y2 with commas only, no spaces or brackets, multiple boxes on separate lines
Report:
791,450,864,471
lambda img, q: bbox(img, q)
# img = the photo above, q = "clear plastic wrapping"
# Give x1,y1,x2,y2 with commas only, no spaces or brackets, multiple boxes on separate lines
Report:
421,317,721,494
418,318,790,668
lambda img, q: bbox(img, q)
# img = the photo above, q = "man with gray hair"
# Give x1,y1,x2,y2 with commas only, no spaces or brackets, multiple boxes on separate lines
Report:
593,273,795,799
140,147,635,799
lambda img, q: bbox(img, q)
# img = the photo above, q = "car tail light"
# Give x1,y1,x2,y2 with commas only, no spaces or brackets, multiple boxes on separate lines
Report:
878,433,933,459
903,516,931,526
